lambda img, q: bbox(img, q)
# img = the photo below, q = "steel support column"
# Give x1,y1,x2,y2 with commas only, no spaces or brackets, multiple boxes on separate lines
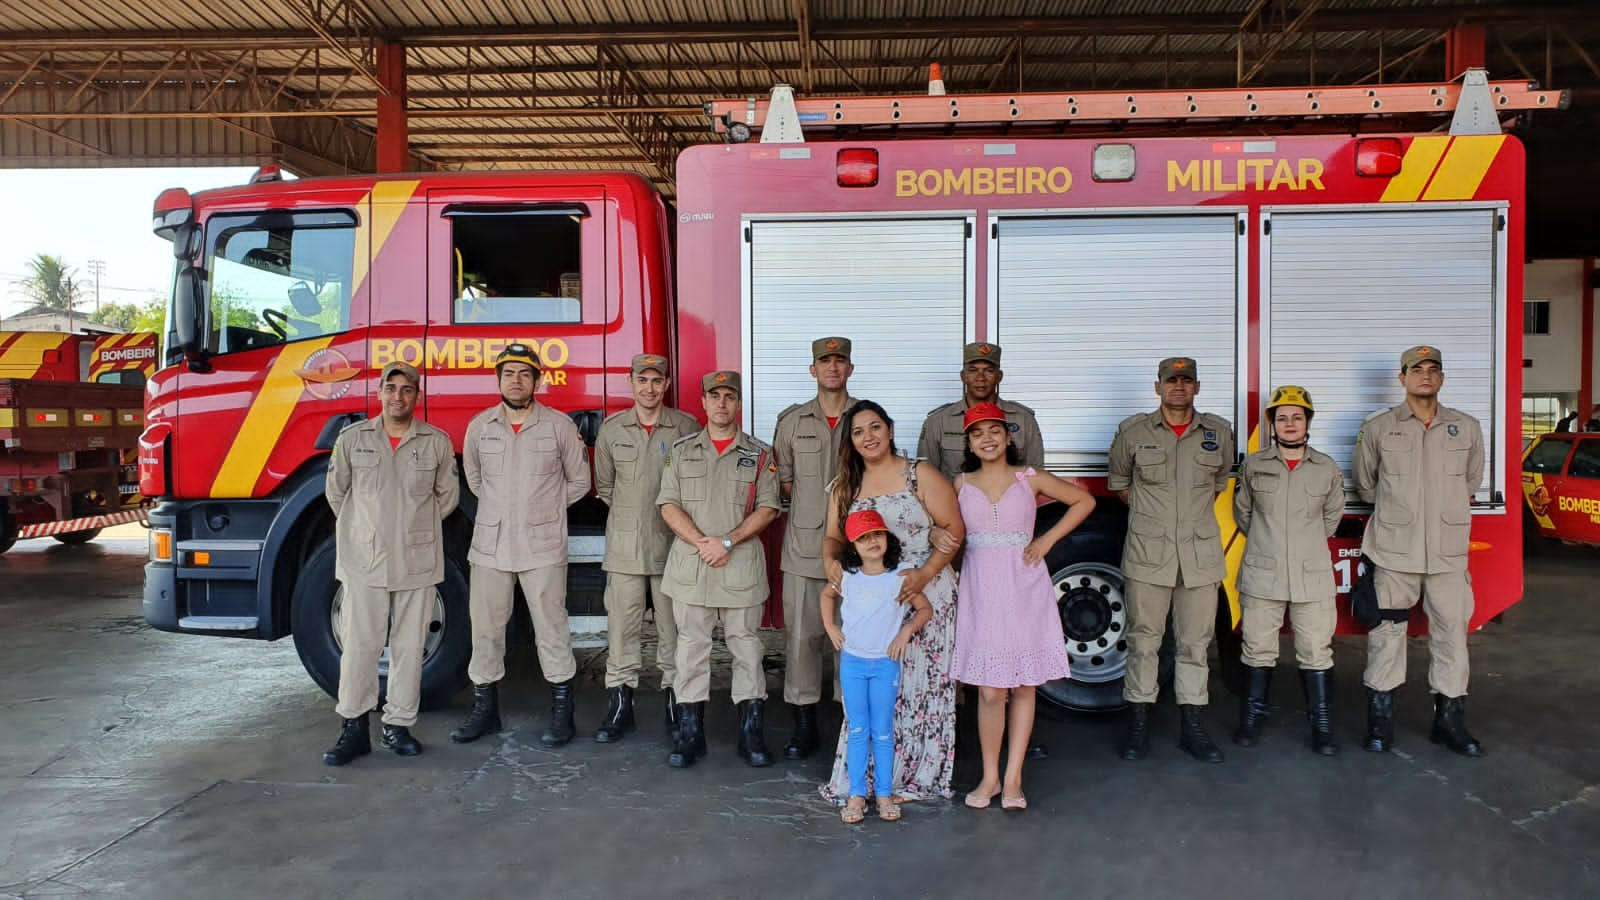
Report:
1445,23,1486,78
376,39,408,173
1581,258,1595,424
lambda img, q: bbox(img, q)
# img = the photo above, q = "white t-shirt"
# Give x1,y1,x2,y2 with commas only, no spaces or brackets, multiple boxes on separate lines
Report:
840,564,911,659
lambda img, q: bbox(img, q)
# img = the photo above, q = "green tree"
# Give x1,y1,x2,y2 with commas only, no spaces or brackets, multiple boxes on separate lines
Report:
89,301,142,332
15,253,85,311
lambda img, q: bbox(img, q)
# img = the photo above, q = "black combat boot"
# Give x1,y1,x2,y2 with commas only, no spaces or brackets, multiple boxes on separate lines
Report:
1301,669,1338,756
449,682,502,744
1232,665,1274,747
783,703,819,760
322,713,371,766
1179,705,1224,763
380,724,423,756
594,685,635,743
540,680,577,748
667,702,707,768
1119,703,1152,761
1430,695,1484,758
737,698,773,767
664,687,681,741
1363,688,1395,753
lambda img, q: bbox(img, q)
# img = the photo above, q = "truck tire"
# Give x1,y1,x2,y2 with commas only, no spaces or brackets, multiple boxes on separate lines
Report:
54,493,106,545
0,511,16,555
1035,506,1174,712
53,528,102,545
290,538,472,711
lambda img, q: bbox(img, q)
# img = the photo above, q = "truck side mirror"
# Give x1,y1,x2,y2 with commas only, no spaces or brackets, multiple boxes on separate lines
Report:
173,266,210,372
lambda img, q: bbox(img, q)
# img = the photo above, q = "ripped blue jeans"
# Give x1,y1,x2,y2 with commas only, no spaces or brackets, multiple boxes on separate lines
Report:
839,651,900,799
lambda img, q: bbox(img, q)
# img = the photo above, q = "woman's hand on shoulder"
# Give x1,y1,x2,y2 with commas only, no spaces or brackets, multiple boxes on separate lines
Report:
896,565,934,602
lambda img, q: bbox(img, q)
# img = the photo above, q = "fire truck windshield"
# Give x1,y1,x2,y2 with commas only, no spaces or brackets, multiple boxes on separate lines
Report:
181,210,358,358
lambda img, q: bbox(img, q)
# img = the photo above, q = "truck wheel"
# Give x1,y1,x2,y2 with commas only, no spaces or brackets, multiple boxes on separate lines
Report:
0,511,16,555
54,493,105,545
53,528,102,545
290,538,472,711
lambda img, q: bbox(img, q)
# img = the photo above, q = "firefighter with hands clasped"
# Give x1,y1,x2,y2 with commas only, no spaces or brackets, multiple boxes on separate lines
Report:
1231,385,1346,755
322,361,459,766
772,336,858,761
1109,356,1236,763
658,371,783,768
1352,345,1486,758
592,353,702,743
450,343,591,748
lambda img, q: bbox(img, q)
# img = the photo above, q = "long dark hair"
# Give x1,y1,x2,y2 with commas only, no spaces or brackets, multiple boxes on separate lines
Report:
832,399,900,535
839,529,904,573
960,441,1024,472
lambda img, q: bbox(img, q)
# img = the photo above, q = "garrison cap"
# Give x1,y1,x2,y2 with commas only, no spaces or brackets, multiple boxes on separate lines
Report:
702,370,742,397
1158,357,1198,381
963,342,1002,367
631,353,669,376
381,360,421,387
1400,345,1443,371
812,337,852,361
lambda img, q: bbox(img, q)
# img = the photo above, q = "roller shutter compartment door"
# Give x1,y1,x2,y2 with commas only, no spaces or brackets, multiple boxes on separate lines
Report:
745,217,970,441
995,213,1242,471
1264,208,1501,502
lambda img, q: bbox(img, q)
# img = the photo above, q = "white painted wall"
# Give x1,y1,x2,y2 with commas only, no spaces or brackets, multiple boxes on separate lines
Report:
1523,259,1585,394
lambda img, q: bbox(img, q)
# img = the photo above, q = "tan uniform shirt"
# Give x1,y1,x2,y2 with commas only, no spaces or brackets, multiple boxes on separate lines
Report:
463,400,590,572
1352,403,1484,575
595,406,702,575
918,397,1045,480
1234,445,1346,604
657,430,782,609
772,395,854,579
326,417,460,591
1108,410,1235,588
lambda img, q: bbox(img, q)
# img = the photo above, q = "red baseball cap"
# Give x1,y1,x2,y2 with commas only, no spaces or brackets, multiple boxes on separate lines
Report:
845,509,890,542
963,401,1007,431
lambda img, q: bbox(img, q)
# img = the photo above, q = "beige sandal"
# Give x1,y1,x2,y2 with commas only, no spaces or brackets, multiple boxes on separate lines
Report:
877,798,902,822
841,797,867,824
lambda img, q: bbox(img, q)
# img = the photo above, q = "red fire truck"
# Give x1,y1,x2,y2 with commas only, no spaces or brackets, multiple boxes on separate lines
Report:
1,330,157,553
142,70,1558,711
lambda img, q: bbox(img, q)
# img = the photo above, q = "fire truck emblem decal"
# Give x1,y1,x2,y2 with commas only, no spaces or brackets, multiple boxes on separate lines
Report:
296,347,361,401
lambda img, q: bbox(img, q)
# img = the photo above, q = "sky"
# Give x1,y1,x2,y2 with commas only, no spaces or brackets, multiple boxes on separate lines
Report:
0,167,258,320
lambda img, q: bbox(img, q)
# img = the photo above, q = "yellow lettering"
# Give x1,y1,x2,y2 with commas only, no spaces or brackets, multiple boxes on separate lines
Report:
394,339,423,367
971,168,993,195
943,168,971,195
457,340,481,369
1298,158,1325,190
1268,158,1298,190
1246,158,1272,188
1047,167,1072,193
482,338,506,363
918,170,941,196
896,169,917,197
1024,167,1047,194
540,338,570,368
996,167,1017,195
1168,160,1201,192
546,370,568,386
424,340,455,369
370,339,395,368
1212,160,1240,191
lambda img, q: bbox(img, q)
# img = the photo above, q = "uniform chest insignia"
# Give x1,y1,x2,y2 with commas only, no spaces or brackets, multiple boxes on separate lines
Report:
614,441,635,449
735,446,759,458
1202,440,1219,451
1447,424,1459,437
1137,443,1160,451
737,457,757,467
1006,422,1020,433
796,433,820,440
1203,430,1217,442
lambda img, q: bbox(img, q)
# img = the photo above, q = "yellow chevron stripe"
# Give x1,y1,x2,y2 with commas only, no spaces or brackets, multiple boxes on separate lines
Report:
1215,425,1262,627
351,180,420,302
210,336,336,496
1420,135,1506,201
1379,135,1450,203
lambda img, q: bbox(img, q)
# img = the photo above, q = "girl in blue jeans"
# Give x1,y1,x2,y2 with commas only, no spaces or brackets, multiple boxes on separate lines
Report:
822,509,933,824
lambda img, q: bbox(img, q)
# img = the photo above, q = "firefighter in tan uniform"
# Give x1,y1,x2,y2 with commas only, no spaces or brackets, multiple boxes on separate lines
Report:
772,336,856,760
450,344,591,748
918,342,1044,479
592,353,701,743
1231,386,1346,756
322,361,459,766
1108,356,1235,763
1353,345,1485,758
657,371,782,768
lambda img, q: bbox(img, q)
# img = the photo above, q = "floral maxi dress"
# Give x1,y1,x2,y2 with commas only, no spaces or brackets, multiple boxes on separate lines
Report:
821,459,957,803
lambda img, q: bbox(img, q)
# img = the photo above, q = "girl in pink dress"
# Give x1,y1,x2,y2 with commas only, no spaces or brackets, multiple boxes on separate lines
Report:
951,402,1096,811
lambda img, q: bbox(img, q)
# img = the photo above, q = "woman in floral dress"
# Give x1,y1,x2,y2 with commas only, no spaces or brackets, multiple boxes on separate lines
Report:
819,400,964,804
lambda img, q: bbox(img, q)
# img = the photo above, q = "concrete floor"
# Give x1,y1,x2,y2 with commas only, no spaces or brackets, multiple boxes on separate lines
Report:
1,529,1597,900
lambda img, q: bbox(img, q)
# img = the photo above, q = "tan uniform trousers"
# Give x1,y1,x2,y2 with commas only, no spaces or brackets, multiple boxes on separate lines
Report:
674,600,765,705
335,584,433,726
1363,566,1472,697
468,563,576,685
782,572,836,705
1239,595,1335,670
602,572,678,690
1124,574,1217,706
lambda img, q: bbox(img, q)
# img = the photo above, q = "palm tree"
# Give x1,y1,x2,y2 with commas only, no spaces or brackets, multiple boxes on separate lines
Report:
16,253,84,311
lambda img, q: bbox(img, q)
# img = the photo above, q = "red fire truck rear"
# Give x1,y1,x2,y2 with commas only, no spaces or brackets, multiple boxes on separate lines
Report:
1,330,156,553
142,71,1557,711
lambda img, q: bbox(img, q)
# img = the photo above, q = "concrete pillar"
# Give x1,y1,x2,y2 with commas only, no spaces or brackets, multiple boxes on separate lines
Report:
376,40,409,173
1445,25,1486,80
